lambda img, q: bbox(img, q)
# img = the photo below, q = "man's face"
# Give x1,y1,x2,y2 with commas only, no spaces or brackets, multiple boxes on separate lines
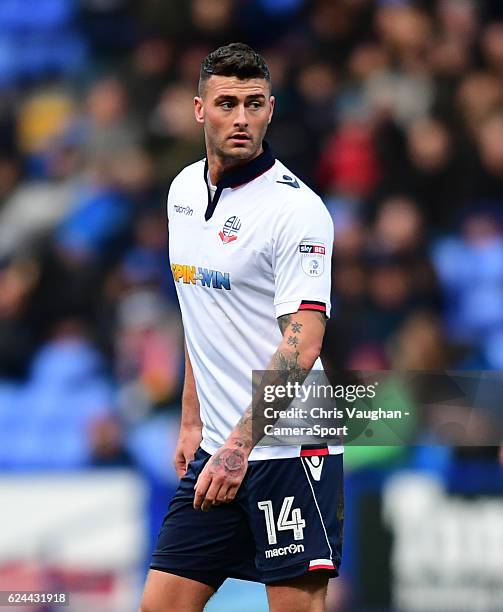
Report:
194,75,275,164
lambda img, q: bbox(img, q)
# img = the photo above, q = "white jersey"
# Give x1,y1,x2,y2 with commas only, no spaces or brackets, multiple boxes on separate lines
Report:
168,142,342,460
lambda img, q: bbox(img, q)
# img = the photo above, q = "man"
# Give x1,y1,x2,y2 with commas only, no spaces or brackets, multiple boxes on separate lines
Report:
140,43,343,612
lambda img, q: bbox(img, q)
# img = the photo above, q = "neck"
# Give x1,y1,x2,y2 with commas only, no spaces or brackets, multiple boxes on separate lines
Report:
207,144,264,185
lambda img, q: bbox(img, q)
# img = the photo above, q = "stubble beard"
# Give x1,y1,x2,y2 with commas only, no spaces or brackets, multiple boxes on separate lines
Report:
215,138,261,164
206,122,267,168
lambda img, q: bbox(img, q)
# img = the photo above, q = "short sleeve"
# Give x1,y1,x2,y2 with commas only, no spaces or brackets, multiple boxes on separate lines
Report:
272,198,333,319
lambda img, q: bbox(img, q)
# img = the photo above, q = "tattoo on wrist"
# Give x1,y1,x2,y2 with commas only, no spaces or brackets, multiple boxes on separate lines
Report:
230,437,245,448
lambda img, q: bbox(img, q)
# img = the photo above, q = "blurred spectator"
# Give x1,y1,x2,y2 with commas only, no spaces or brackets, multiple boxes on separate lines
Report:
17,87,74,155
0,255,39,379
432,210,503,360
372,196,425,255
81,76,141,162
115,289,183,424
318,118,380,198
388,311,451,371
403,117,462,228
191,0,236,43
469,111,503,202
482,22,503,77
54,171,133,263
125,37,175,120
456,72,503,137
146,83,204,182
437,0,479,45
0,329,125,469
375,3,432,69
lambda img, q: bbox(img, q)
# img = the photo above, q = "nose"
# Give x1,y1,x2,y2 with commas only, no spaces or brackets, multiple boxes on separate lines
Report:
234,104,248,128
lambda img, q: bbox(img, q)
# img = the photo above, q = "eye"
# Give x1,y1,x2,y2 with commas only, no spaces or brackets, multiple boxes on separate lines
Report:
220,101,233,109
249,101,262,109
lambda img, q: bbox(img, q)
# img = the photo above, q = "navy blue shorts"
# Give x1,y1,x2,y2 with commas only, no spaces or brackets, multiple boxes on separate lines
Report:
150,448,344,590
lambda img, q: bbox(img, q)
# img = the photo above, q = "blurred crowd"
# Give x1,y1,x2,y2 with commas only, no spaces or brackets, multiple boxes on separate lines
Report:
0,0,503,474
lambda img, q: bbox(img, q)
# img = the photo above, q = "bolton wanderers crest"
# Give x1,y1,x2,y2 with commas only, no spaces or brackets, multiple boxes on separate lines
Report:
219,216,242,244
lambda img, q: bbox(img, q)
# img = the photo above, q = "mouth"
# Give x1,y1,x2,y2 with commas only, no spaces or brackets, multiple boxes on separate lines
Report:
228,133,251,144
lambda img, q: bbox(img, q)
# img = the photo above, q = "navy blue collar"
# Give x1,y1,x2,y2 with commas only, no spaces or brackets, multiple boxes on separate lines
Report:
204,141,275,221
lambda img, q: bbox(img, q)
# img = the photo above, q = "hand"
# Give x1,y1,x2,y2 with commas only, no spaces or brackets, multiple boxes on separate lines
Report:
193,444,248,511
173,426,202,478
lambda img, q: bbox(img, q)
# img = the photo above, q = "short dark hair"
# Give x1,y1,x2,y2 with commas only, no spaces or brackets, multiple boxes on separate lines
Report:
199,43,271,96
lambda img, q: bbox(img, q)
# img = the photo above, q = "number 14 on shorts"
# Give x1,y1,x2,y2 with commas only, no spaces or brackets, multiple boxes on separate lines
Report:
258,497,306,545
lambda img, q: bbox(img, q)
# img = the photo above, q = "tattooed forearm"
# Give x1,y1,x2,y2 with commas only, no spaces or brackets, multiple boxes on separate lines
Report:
230,312,325,450
270,348,309,381
232,346,311,448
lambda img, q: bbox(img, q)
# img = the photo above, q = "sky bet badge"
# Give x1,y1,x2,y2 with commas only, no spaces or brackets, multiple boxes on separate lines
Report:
219,216,241,244
299,242,325,277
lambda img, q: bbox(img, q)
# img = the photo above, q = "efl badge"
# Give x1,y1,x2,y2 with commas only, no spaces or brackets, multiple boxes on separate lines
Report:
299,242,325,277
219,216,241,244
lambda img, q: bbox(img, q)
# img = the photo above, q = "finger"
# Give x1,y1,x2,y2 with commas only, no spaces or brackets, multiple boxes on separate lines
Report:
185,450,196,465
224,484,240,502
193,472,212,510
215,484,231,503
201,480,223,512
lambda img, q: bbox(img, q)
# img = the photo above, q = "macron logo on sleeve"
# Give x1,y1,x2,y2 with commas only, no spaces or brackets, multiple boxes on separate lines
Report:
174,204,193,216
276,175,300,189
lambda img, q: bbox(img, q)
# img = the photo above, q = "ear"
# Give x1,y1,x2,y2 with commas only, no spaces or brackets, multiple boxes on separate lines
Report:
268,96,275,125
194,96,204,124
